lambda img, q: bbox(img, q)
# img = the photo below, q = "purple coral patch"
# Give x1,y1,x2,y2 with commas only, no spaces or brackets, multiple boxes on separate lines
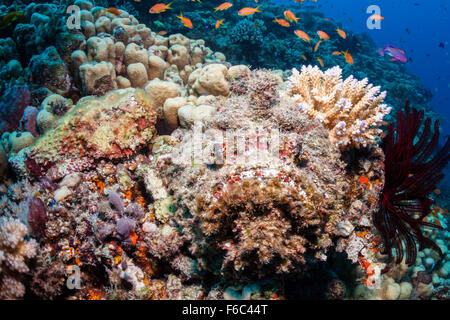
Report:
0,85,31,134
28,196,47,238
19,106,39,137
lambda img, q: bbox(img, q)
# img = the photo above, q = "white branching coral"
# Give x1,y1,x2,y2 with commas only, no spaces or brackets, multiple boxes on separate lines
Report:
286,65,391,149
0,217,38,299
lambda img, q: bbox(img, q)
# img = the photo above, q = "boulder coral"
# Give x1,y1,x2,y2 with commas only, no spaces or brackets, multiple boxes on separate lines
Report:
23,88,156,180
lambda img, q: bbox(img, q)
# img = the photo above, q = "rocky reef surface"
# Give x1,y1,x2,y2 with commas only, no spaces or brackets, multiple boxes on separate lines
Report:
0,1,448,300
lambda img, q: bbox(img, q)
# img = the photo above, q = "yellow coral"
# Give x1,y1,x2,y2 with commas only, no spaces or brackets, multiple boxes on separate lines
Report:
285,65,391,149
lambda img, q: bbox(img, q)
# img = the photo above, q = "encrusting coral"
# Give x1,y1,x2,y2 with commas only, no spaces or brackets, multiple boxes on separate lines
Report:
285,65,391,149
19,88,157,180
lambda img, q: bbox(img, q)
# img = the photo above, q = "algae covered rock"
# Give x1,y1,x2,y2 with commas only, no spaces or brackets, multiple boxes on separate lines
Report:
25,88,157,179
28,46,71,96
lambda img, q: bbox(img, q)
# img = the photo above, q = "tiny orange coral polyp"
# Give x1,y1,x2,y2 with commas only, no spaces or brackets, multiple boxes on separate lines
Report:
359,175,369,184
137,196,146,207
97,181,105,194
124,189,133,200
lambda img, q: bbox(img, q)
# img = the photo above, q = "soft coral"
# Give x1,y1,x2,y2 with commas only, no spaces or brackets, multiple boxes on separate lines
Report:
374,102,450,266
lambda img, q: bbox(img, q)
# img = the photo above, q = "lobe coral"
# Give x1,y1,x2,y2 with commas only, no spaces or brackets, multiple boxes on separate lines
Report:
374,102,450,266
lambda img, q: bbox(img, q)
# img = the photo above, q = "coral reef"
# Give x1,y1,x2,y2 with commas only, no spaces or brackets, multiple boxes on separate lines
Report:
0,0,447,301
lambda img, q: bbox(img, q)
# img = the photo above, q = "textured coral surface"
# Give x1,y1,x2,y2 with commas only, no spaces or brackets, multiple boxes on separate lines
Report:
0,0,448,301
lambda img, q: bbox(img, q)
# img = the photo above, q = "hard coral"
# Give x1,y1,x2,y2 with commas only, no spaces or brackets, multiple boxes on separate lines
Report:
0,217,38,299
285,65,391,149
374,103,450,266
23,88,157,180
161,70,364,280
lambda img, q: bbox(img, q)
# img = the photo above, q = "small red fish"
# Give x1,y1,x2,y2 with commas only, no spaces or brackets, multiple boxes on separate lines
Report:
149,2,172,14
105,7,120,16
317,58,324,68
215,2,233,11
176,11,193,29
314,40,322,52
316,30,330,40
215,19,224,29
274,18,290,27
294,30,310,42
336,28,346,39
284,10,300,23
369,14,384,21
342,50,354,65
238,6,261,16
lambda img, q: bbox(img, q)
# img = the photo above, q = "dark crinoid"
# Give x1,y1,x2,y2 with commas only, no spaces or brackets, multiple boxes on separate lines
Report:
374,102,450,266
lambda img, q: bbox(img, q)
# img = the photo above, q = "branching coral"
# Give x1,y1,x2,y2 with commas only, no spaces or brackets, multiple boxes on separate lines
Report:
285,65,391,149
374,103,450,266
0,217,38,299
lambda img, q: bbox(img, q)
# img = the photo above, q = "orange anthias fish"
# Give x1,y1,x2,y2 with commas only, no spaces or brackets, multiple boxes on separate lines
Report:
294,30,310,42
332,51,341,55
176,11,193,29
370,14,384,21
238,6,261,16
316,30,330,40
314,40,322,52
342,50,354,65
215,19,224,29
317,58,324,68
215,2,233,11
149,2,173,14
105,7,121,16
301,55,307,61
157,30,168,35
360,175,369,184
284,10,300,23
274,18,290,27
337,28,346,39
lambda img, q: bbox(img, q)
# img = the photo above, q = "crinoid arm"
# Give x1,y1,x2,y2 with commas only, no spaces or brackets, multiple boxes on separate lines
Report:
375,102,450,266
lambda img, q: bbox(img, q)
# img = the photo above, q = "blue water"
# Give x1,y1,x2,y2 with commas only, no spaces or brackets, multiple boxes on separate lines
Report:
277,0,450,136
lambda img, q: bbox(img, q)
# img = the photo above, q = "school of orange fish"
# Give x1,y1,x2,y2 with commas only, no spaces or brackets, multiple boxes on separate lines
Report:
129,1,387,68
